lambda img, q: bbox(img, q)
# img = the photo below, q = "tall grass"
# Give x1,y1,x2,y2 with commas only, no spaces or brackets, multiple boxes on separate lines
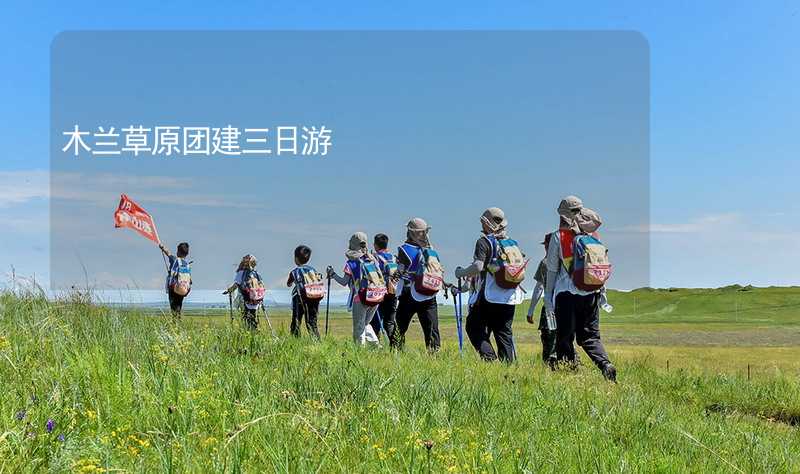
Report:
1,292,798,473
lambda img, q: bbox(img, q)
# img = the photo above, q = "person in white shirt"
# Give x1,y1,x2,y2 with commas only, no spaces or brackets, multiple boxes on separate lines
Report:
543,196,617,382
455,208,524,363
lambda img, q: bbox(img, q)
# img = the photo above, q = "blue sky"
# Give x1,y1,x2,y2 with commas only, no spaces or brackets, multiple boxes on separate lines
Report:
1,0,799,293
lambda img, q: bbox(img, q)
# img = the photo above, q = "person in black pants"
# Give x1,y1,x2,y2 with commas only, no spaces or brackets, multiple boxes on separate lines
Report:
393,293,440,351
159,242,190,320
290,295,320,339
464,294,516,361
553,292,608,368
370,291,399,342
456,208,523,363
287,245,321,340
393,218,441,353
543,196,616,382
224,254,263,331
370,234,399,344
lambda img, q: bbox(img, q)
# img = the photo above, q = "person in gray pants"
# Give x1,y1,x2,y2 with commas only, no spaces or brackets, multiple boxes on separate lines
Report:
327,232,380,345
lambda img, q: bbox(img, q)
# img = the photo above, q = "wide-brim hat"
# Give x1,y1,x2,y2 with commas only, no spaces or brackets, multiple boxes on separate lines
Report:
345,232,368,259
407,217,430,232
481,207,507,230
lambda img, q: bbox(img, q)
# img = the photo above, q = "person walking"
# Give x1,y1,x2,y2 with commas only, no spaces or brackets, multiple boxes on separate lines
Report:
370,233,400,344
327,232,383,346
394,218,444,352
527,234,558,366
543,196,617,382
455,208,525,362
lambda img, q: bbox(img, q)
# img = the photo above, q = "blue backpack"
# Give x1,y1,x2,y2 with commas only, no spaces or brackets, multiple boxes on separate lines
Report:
347,258,387,306
400,244,444,296
294,265,326,301
168,257,192,296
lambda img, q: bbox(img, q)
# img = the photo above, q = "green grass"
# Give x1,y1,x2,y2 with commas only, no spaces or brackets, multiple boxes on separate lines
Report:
174,285,800,373
1,288,800,472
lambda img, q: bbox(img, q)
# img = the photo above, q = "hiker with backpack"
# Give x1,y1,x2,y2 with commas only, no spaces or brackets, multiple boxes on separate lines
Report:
527,234,558,366
543,196,617,381
327,232,386,345
287,245,325,340
159,242,191,320
223,254,265,330
455,208,526,362
530,232,614,367
369,233,401,344
394,218,444,353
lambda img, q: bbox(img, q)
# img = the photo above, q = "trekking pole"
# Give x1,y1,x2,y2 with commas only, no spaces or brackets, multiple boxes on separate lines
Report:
375,309,384,344
456,277,464,356
261,302,277,339
228,292,234,323
325,272,332,336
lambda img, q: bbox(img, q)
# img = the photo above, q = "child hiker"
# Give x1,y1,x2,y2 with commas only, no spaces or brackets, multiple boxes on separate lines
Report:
159,242,191,319
223,254,265,330
287,245,325,340
370,233,400,345
327,232,386,346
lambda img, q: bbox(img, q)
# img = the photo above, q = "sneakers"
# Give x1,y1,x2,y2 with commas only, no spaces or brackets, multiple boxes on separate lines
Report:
602,364,618,383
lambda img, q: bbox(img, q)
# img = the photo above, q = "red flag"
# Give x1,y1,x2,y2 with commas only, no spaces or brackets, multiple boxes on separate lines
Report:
114,194,161,244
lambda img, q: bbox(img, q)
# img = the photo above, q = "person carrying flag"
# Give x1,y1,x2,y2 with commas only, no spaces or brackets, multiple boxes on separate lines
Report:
159,242,191,319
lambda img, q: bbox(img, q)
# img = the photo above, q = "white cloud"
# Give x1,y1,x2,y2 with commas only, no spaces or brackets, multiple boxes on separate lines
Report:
0,170,49,207
0,214,49,233
0,169,267,210
614,213,741,234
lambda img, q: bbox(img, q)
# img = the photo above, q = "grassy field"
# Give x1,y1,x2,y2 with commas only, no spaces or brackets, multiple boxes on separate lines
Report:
1,286,799,472
177,285,800,374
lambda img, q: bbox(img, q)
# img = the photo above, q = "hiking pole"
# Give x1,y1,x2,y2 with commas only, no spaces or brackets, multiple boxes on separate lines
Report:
325,271,332,336
374,309,384,344
261,302,277,339
228,292,234,323
456,277,464,356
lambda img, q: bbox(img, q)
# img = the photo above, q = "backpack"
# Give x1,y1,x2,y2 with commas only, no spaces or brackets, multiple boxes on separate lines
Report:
294,265,326,301
169,257,192,296
349,258,387,307
412,247,444,296
485,235,529,289
240,269,266,304
570,233,612,291
374,251,399,295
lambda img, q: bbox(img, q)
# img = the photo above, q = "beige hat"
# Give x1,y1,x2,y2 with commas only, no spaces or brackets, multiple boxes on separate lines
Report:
406,217,431,248
407,217,430,232
558,195,584,232
481,207,507,234
575,208,603,233
559,195,583,213
346,232,368,260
